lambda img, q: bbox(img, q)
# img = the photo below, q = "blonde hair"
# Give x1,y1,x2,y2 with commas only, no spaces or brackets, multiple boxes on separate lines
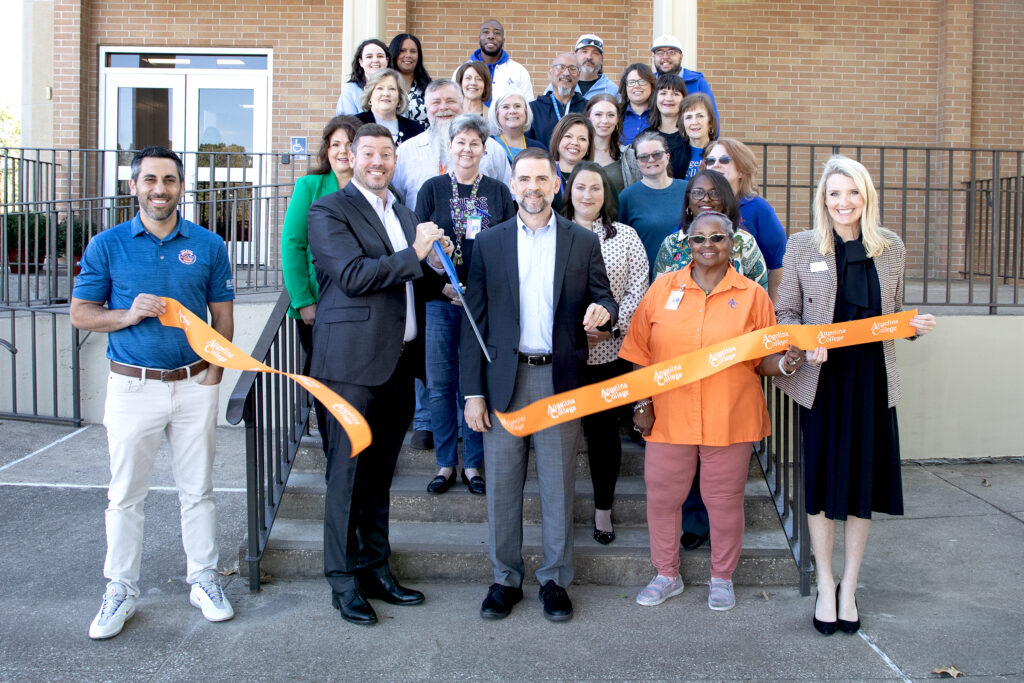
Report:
360,69,409,115
812,155,890,258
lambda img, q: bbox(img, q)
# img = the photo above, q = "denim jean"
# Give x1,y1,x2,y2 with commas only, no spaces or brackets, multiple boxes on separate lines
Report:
413,380,431,431
425,300,483,469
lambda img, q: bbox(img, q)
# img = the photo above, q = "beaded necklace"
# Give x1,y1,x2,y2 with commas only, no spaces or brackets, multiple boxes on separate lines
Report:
449,171,482,266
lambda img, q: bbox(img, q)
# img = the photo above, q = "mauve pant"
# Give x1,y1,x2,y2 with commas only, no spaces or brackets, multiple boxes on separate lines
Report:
644,441,752,580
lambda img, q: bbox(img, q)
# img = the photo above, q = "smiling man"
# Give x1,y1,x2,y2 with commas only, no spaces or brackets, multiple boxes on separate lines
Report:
306,123,453,627
461,148,617,623
394,79,512,212
457,19,534,104
651,34,720,124
71,146,236,639
543,34,619,101
529,52,588,149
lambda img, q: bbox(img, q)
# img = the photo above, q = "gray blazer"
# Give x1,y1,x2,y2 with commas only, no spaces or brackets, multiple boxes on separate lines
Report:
773,228,906,409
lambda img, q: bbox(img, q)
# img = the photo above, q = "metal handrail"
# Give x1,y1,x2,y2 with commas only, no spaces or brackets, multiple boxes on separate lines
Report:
226,290,311,590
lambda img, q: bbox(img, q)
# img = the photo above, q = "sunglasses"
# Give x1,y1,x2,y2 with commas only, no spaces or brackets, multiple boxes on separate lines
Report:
704,155,731,166
688,188,721,201
686,233,730,245
636,151,666,163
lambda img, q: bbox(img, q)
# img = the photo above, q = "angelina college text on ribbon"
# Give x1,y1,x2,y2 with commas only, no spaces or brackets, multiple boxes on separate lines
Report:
157,297,372,457
494,310,920,438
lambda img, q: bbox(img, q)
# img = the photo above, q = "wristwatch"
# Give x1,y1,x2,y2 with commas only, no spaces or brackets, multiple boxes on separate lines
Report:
611,327,621,339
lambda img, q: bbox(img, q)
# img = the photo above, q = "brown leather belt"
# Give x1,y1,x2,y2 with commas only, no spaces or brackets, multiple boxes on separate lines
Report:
110,359,209,382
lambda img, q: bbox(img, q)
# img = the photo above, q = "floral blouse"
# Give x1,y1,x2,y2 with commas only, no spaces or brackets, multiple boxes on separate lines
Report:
588,219,650,365
407,84,429,129
652,228,769,291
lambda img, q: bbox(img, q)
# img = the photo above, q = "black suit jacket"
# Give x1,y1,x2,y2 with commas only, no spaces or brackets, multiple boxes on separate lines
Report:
307,182,442,386
355,111,425,147
460,212,618,413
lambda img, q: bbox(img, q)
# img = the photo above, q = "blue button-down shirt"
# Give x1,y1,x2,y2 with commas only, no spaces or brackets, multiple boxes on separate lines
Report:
72,212,234,369
516,210,557,353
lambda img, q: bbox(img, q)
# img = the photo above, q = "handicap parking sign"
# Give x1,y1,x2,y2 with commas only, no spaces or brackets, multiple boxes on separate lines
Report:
290,137,308,159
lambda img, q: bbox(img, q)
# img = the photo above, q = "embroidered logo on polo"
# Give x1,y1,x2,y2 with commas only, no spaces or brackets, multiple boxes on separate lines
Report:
178,249,197,265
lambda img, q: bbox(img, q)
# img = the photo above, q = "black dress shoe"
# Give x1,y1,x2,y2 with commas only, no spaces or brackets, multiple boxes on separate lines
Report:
480,583,523,620
332,589,378,626
836,583,860,634
410,430,434,450
681,531,710,551
592,526,616,545
427,469,457,494
812,588,837,636
461,469,486,495
538,580,573,622
363,573,425,605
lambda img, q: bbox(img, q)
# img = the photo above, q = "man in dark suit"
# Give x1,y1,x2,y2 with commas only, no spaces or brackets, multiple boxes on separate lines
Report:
461,148,617,622
307,123,452,626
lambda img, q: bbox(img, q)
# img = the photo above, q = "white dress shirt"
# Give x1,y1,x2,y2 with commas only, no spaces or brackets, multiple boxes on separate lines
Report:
351,179,417,342
516,210,558,354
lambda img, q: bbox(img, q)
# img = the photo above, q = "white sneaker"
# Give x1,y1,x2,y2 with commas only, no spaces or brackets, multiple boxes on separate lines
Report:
708,577,736,611
636,575,685,606
189,570,235,622
88,582,137,639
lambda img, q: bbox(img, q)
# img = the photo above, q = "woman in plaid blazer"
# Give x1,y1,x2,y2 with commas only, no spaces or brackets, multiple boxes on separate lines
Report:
774,156,935,635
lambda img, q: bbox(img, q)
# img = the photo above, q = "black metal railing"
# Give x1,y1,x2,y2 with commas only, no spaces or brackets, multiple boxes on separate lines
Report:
0,305,82,426
759,377,812,596
226,290,311,591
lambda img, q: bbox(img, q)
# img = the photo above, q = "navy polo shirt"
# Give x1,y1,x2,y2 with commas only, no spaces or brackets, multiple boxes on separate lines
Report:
73,212,234,369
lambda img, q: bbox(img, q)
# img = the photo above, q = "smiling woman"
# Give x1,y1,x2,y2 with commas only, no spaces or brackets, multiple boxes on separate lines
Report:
355,69,423,147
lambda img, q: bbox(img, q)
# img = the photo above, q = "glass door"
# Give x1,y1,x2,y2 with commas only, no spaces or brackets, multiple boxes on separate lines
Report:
182,74,269,265
102,73,186,211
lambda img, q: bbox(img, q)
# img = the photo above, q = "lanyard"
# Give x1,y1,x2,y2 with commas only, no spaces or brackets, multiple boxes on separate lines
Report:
449,171,482,265
496,134,526,165
549,93,568,120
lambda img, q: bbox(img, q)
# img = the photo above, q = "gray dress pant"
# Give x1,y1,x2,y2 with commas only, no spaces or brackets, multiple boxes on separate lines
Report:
483,362,581,588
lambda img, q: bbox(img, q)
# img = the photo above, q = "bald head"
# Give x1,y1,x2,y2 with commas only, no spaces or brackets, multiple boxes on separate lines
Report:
479,20,505,59
549,52,581,97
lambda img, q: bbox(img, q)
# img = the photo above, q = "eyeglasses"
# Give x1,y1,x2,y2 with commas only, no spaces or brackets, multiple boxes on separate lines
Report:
636,151,666,163
625,79,649,88
653,48,681,57
704,155,731,166
552,64,581,75
688,188,721,200
686,233,729,245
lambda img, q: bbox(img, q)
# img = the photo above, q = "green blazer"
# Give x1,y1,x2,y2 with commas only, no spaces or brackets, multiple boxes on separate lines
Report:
281,172,340,319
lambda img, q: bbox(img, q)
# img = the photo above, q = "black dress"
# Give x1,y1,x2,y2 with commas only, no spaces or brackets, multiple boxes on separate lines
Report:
800,234,903,520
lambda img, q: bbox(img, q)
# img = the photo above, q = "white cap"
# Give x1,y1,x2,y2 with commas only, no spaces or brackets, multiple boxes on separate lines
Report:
651,34,683,52
575,34,604,53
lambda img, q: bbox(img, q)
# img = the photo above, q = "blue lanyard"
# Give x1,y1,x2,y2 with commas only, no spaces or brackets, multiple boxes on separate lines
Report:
549,93,567,120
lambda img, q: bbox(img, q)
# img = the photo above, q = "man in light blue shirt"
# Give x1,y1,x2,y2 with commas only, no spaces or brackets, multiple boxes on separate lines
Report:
461,148,617,623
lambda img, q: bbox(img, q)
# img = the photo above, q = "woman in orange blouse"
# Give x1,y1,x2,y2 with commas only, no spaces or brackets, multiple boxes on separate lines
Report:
620,211,806,611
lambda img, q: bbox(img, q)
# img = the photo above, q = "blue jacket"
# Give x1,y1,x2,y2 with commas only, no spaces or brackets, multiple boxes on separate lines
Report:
529,92,588,149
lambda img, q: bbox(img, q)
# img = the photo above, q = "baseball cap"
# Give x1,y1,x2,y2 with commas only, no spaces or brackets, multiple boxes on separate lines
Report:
575,34,604,53
651,35,683,52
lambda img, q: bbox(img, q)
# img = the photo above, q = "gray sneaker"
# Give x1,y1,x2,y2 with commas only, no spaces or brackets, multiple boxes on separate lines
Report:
190,569,235,622
88,582,137,639
708,577,736,611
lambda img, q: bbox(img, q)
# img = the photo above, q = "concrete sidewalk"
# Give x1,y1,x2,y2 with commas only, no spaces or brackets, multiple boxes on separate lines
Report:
1,419,1022,681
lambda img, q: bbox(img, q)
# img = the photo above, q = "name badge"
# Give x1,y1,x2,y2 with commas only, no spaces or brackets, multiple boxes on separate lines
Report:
810,261,828,272
665,289,684,310
465,215,483,240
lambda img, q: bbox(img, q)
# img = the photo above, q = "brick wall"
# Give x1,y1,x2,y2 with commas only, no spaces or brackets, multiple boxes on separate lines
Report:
402,1,652,96
971,0,1024,149
78,0,344,156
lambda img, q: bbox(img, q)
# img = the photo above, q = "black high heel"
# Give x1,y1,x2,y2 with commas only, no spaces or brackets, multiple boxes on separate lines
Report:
812,586,838,635
836,582,860,634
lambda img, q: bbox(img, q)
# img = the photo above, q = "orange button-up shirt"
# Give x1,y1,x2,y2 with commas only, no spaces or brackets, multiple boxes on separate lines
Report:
619,263,775,446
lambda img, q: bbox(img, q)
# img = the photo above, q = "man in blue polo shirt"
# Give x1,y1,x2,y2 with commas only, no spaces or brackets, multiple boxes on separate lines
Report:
71,146,236,640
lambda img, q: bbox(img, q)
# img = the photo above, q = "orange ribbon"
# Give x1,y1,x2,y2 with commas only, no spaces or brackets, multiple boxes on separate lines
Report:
495,309,919,438
158,297,372,457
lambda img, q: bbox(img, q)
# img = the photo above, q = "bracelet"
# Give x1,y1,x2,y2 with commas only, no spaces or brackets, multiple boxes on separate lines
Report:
634,398,652,413
778,356,796,376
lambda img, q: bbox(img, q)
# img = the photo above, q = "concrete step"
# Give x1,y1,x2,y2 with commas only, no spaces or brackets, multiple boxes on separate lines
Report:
277,472,781,530
244,519,798,587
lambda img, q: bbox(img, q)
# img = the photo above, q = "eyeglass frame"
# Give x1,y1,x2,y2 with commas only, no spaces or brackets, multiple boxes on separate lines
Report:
685,233,730,246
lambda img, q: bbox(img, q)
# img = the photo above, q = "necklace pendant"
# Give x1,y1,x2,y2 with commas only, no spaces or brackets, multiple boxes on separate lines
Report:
454,251,463,266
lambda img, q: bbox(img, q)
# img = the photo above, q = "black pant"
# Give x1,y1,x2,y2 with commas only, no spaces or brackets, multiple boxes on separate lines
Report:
297,319,330,456
581,359,631,510
320,351,416,593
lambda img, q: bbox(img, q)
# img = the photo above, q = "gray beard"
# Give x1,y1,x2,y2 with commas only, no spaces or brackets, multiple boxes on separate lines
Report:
554,85,574,98
429,119,452,166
